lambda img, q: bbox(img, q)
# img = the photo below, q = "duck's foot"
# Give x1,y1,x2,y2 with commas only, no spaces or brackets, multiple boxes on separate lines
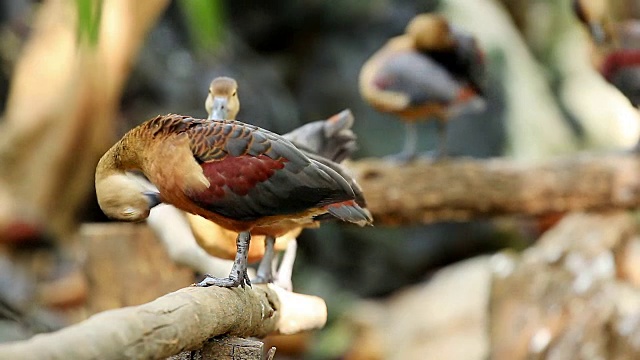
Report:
253,236,276,285
273,239,297,292
195,231,252,288
417,149,450,162
195,270,251,288
252,274,273,285
383,151,418,164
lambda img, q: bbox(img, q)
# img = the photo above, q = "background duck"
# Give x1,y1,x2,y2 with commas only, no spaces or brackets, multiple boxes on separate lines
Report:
359,13,486,161
574,0,640,108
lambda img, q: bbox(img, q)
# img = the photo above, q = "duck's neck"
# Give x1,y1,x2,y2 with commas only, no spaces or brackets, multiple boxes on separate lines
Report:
96,129,148,180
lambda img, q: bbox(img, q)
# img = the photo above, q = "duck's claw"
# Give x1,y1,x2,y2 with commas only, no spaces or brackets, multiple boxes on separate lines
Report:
195,273,250,288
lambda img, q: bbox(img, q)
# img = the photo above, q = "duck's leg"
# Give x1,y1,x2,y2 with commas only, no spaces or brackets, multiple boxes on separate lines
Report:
253,235,276,284
386,122,418,162
274,239,297,291
196,231,252,288
435,119,448,159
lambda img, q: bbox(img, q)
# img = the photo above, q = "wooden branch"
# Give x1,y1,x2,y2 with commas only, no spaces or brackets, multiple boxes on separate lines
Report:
170,337,275,360
349,152,640,225
0,285,326,359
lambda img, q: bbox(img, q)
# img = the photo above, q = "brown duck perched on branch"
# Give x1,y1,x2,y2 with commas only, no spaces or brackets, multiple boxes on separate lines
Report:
359,13,486,161
188,76,362,286
95,114,372,288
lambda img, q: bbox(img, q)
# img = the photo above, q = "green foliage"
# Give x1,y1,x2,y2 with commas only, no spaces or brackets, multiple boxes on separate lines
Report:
76,0,103,47
177,0,225,54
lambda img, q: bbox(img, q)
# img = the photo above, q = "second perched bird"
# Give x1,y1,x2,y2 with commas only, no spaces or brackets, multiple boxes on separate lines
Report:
572,0,614,45
574,0,640,107
359,13,485,161
95,114,372,288
206,77,241,121
195,76,364,286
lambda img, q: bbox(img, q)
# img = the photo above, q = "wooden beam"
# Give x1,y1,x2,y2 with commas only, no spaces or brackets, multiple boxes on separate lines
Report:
349,152,640,225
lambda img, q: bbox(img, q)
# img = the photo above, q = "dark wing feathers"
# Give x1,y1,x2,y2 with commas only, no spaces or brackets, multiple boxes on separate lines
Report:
325,201,371,226
282,109,357,163
449,30,486,95
303,151,367,208
304,152,373,225
181,118,357,221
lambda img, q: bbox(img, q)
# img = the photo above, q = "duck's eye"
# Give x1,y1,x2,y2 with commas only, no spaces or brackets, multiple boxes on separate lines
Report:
232,91,237,97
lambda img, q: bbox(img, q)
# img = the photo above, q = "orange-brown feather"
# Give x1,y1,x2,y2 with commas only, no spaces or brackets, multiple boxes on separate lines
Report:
360,36,415,114
187,213,302,262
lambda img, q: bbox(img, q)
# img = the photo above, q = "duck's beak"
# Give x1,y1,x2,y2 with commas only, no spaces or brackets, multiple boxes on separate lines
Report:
209,96,229,120
143,191,162,209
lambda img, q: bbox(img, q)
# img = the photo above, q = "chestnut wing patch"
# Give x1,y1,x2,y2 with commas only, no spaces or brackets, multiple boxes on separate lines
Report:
201,154,285,198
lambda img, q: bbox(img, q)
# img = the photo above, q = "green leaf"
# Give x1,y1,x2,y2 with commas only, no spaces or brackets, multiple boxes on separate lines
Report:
177,0,225,54
76,0,103,47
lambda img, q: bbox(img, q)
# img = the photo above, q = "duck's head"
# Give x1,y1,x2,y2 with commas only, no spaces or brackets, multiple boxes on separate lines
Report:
405,14,455,50
95,172,161,222
205,76,240,120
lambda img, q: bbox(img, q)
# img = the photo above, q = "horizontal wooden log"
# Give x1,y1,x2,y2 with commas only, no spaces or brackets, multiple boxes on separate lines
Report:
349,152,640,225
0,284,326,360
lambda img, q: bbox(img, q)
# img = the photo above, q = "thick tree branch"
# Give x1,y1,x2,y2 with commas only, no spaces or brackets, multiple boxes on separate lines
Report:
350,152,640,225
0,285,326,359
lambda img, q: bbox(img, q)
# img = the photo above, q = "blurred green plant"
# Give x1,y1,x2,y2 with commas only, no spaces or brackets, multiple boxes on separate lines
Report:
76,0,103,47
177,0,225,54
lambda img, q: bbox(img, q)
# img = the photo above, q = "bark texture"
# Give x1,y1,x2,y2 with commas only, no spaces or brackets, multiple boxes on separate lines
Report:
0,283,325,360
350,153,640,225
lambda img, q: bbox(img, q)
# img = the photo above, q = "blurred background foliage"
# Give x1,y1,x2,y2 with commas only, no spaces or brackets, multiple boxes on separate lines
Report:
76,0,102,46
0,0,638,358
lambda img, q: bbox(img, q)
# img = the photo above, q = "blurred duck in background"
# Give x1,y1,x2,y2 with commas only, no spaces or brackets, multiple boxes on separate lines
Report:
574,0,640,108
359,13,486,161
574,0,640,151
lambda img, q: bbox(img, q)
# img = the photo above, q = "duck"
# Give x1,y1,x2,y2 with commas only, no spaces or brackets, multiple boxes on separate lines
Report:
359,13,486,161
192,76,364,286
573,0,640,107
95,113,372,288
572,0,614,45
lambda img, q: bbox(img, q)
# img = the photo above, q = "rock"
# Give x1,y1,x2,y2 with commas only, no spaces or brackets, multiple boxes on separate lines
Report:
490,212,640,360
344,256,491,360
